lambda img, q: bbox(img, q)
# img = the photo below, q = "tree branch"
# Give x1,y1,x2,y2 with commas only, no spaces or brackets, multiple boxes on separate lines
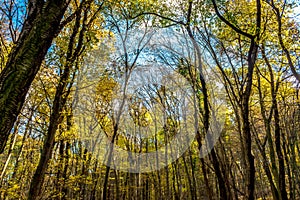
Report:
211,0,255,39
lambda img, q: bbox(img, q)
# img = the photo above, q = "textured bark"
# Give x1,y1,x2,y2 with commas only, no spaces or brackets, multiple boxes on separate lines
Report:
0,0,69,153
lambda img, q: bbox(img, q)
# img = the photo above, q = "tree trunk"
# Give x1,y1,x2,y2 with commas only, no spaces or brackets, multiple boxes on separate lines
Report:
0,0,68,153
28,2,89,197
241,38,258,200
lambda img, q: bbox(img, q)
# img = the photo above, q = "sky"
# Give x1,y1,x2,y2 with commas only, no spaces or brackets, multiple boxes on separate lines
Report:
294,6,300,22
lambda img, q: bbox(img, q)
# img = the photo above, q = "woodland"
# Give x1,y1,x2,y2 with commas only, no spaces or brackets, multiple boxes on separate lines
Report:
0,0,299,199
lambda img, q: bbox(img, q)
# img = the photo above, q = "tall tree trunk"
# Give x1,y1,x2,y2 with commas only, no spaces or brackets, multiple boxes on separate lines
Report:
272,76,288,200
28,70,70,200
262,44,288,200
255,66,280,200
183,3,229,198
241,38,258,200
211,1,261,198
28,2,89,197
0,0,68,153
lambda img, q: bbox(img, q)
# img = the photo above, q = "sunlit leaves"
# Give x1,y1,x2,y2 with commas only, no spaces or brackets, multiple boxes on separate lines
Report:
129,102,153,127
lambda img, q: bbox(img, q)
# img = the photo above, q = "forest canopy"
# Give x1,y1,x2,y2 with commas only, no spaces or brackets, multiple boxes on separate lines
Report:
0,0,299,199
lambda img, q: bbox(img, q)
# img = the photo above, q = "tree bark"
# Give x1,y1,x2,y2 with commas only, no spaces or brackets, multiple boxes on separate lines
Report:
0,0,69,153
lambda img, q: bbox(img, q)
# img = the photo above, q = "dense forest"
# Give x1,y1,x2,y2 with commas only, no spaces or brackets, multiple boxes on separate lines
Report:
0,0,299,199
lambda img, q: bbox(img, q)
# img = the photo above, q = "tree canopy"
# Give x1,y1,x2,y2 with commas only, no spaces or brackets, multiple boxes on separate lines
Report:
0,0,299,199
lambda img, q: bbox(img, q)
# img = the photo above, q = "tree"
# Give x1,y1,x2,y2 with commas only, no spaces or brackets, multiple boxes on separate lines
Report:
266,0,300,83
0,0,299,199
28,1,103,199
211,0,262,199
0,0,69,153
